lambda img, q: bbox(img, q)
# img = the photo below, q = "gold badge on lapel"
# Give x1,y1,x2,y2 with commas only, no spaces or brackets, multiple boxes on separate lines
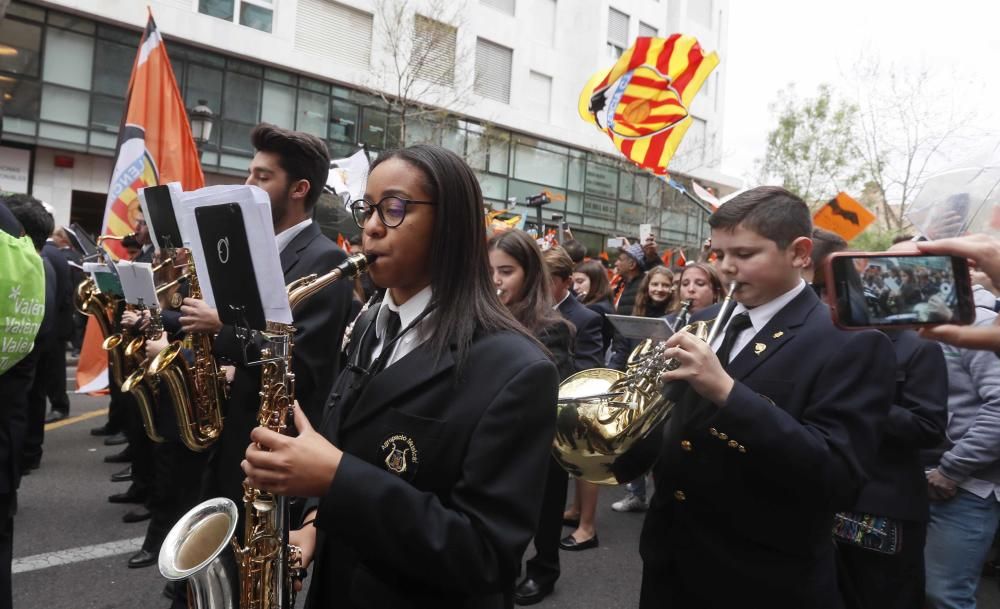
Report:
772,331,784,339
381,434,419,477
754,342,766,355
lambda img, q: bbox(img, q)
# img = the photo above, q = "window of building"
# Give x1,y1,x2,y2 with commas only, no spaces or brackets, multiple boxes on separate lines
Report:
526,71,551,122
0,18,41,76
412,15,457,86
481,0,515,15
330,99,358,143
687,0,713,27
295,0,372,70
261,80,296,127
607,8,628,59
475,38,512,104
296,88,329,138
513,141,566,186
639,21,657,38
198,0,273,33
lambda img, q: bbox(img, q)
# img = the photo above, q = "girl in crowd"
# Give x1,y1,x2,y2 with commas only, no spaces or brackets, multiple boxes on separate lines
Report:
241,145,560,608
488,228,576,604
609,265,676,513
667,262,728,328
572,259,615,354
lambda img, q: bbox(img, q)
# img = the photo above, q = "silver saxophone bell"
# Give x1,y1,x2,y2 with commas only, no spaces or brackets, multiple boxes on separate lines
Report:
159,498,241,609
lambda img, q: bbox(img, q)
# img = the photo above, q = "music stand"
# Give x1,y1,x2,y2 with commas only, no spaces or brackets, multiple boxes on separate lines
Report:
139,184,185,251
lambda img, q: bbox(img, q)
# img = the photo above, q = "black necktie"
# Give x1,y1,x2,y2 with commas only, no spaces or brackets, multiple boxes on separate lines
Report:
715,312,752,369
369,310,402,373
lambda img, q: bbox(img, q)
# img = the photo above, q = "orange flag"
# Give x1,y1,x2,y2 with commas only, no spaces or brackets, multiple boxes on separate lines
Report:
80,11,203,394
813,192,876,242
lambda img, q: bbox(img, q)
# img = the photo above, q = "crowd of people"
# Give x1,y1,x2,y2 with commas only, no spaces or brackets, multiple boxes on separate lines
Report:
1,122,1000,609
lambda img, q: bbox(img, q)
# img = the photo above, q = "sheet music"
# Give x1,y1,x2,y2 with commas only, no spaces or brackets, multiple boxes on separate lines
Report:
176,185,291,325
115,261,159,307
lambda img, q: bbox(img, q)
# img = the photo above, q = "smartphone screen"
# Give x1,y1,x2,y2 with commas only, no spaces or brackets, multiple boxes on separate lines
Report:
827,253,975,329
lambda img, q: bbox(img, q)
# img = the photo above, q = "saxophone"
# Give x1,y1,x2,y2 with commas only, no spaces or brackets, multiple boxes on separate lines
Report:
553,283,738,484
159,252,374,609
146,255,228,452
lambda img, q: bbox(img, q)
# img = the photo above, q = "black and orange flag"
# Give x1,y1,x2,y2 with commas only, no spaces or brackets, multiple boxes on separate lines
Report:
99,10,204,260
79,11,204,395
813,192,876,242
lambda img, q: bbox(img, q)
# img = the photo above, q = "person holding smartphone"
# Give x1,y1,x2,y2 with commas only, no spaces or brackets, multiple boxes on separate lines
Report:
636,186,894,609
242,145,560,608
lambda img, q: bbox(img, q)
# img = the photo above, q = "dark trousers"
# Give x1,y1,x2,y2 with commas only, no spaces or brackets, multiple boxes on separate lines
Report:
22,336,69,467
836,519,927,609
524,456,568,586
117,388,153,495
0,493,13,609
143,441,208,552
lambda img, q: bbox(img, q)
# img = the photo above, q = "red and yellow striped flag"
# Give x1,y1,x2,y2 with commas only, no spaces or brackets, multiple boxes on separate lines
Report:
579,35,719,177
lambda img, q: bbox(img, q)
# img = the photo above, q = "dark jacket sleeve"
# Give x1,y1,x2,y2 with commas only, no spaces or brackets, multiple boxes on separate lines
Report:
709,330,894,508
884,334,947,449
609,331,635,372
314,358,559,594
539,322,575,380
572,308,604,372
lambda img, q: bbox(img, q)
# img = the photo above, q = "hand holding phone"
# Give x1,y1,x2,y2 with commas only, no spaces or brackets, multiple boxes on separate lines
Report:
825,251,976,330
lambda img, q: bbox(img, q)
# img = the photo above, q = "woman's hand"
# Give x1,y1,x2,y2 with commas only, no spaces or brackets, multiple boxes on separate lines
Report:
145,332,169,359
242,403,342,497
180,297,222,334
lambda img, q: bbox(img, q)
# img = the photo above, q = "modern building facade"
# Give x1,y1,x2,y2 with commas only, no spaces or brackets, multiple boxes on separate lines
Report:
0,0,736,254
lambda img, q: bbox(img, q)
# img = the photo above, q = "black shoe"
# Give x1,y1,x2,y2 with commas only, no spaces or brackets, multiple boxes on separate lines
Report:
122,507,151,523
514,577,554,606
163,582,179,601
44,410,68,424
20,458,40,475
562,516,580,528
559,533,598,551
104,432,128,446
108,485,147,504
110,465,132,483
103,448,132,464
90,423,118,437
127,548,157,568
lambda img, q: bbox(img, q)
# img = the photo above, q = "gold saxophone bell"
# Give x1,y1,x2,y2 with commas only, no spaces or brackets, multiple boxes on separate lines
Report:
125,335,146,358
552,284,739,485
102,334,124,351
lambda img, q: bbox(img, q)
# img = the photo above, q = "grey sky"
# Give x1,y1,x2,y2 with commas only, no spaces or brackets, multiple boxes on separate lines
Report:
720,0,1000,185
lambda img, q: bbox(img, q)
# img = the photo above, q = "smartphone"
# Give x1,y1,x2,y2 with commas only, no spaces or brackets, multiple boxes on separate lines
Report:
195,203,266,331
825,252,975,329
607,237,626,248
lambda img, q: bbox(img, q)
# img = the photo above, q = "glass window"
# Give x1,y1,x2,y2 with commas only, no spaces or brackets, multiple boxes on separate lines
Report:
330,99,357,143
513,143,566,187
0,19,42,77
97,23,138,44
487,132,509,174
568,155,584,191
466,131,486,170
265,68,296,86
42,28,93,89
508,179,565,211
300,77,329,95
47,13,95,34
1,77,40,120
89,131,118,150
199,0,235,21
360,107,387,148
403,120,437,146
619,173,633,201
442,124,465,156
93,40,133,96
90,95,124,132
240,3,273,32
6,4,45,22
296,89,328,138
39,122,87,144
583,196,616,221
585,161,617,199
223,72,261,123
566,192,583,214
185,64,224,114
40,83,89,126
221,120,254,154
476,172,507,201
261,81,295,127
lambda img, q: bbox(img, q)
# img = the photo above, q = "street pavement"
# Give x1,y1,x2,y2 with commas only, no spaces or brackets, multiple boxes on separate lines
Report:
10,363,1000,608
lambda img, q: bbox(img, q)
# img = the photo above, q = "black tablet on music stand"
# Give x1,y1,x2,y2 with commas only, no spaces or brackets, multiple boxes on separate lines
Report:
194,202,266,331
141,185,184,250
67,223,98,257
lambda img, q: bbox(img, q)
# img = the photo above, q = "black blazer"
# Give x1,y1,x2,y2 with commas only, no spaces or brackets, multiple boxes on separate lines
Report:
208,223,353,510
850,330,946,522
556,293,603,372
41,241,73,341
305,307,559,609
584,298,614,354
639,287,894,609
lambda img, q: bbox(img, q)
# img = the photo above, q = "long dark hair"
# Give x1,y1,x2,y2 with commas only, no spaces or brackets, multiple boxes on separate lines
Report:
574,259,612,306
369,145,524,366
633,266,674,317
488,229,569,336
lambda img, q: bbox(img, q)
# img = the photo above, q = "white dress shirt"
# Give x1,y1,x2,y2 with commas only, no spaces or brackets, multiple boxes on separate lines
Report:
274,218,313,255
710,279,808,364
370,285,434,368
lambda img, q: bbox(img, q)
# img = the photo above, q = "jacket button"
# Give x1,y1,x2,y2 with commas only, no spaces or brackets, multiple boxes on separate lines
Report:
680,440,693,451
673,490,686,502
727,440,738,449
709,428,718,437
718,432,729,441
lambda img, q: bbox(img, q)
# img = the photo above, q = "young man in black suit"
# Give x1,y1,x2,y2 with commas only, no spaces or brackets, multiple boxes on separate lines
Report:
179,123,354,534
641,187,895,609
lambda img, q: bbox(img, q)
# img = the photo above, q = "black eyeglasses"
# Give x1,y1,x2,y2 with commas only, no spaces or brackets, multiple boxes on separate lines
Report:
350,196,435,229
